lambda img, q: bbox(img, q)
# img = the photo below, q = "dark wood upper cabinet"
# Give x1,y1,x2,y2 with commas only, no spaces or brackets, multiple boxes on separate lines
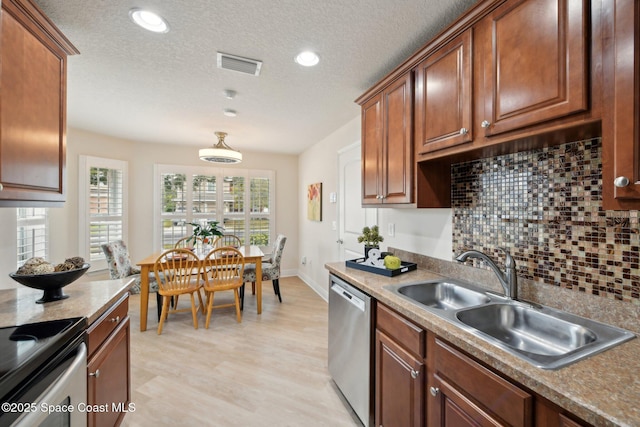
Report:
414,30,473,155
360,73,414,205
0,0,78,206
601,0,640,209
480,0,589,136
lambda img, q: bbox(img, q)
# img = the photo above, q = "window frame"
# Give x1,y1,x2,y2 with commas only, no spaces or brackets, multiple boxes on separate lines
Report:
78,155,129,271
154,164,275,250
16,208,49,268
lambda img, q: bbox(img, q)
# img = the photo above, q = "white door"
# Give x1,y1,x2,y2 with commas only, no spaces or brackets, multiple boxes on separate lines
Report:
338,142,377,261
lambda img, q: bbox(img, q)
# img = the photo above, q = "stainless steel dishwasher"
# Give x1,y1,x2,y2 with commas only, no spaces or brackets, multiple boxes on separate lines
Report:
328,274,373,427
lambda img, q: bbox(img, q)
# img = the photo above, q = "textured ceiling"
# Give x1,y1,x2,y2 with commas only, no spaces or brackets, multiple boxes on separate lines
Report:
33,0,478,155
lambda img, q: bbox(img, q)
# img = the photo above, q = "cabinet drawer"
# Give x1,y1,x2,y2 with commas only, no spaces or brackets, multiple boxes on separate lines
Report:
435,338,532,427
87,294,129,357
376,303,425,358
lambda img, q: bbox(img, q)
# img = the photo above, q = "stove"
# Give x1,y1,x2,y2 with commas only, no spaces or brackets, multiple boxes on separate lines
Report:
0,317,87,426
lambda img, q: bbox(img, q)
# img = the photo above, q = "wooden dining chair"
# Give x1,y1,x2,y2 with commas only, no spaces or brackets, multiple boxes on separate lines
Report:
213,234,242,248
202,247,245,329
174,236,194,249
153,248,205,335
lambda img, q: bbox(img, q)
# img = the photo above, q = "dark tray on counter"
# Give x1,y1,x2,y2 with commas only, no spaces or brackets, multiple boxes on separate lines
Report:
345,258,417,277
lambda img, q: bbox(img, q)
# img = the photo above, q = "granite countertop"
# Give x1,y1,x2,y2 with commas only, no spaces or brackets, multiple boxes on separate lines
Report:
0,277,134,327
326,261,640,427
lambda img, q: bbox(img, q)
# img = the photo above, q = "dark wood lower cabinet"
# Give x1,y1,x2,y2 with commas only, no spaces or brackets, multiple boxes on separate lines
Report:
428,334,532,427
376,330,425,427
373,303,593,427
375,303,426,427
429,376,503,427
86,294,131,427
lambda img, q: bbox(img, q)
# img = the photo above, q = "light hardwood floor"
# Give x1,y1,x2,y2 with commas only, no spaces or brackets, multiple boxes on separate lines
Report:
122,276,361,426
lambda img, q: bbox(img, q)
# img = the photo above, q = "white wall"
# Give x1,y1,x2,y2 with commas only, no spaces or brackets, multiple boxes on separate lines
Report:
297,115,454,300
0,127,299,289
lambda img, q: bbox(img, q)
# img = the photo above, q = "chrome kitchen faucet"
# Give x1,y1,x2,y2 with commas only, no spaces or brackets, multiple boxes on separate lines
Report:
456,249,518,300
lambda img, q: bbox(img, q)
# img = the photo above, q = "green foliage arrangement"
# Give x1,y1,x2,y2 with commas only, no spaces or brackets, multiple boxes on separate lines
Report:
357,225,384,246
187,220,224,245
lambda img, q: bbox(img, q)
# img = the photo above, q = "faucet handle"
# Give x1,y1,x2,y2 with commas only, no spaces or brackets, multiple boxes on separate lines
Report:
498,247,515,267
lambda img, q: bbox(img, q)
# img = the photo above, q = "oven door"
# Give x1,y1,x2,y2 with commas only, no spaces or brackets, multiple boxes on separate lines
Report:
11,341,87,427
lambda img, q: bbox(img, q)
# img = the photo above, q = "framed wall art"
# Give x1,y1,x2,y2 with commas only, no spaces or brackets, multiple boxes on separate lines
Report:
307,182,322,221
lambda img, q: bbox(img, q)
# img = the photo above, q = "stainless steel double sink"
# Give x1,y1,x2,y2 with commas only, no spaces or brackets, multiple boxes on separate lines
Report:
384,280,635,369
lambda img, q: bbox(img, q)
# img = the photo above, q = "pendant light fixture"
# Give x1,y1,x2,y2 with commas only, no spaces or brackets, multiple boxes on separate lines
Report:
199,132,242,164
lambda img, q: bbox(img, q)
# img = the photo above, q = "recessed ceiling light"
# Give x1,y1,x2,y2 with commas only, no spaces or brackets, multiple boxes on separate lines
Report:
223,109,237,117
129,8,169,33
295,51,319,67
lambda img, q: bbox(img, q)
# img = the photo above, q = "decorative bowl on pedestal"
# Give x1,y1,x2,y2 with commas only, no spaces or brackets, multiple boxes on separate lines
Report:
9,264,90,304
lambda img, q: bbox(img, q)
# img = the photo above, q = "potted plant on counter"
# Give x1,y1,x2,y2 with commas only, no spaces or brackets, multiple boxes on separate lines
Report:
357,225,384,259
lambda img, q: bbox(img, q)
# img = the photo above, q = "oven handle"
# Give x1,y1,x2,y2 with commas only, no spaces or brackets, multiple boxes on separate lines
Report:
13,342,87,426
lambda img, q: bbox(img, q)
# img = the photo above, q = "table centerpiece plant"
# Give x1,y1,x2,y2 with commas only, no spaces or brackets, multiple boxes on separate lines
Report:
187,220,225,252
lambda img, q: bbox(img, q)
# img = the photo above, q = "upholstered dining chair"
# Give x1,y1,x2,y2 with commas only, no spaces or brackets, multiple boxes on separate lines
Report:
102,240,163,320
213,234,242,248
202,247,245,328
154,248,205,335
242,234,287,309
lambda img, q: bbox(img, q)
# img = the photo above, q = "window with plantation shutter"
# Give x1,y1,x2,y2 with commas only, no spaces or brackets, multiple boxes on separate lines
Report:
155,165,274,250
16,208,48,268
79,156,128,270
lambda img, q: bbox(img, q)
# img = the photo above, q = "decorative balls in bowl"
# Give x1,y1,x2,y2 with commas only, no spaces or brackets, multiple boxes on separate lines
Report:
10,257,90,304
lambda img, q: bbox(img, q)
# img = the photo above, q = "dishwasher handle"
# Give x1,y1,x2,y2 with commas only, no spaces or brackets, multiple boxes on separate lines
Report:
331,283,366,312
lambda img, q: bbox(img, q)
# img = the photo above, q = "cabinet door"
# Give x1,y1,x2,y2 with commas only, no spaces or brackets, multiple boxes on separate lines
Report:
432,338,532,427
601,0,640,207
481,0,588,136
361,95,383,205
382,73,414,204
375,330,424,427
87,317,131,427
429,376,503,427
415,30,473,155
535,398,591,427
0,0,76,204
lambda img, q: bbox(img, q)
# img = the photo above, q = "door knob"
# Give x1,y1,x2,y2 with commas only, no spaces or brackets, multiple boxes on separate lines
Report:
430,386,440,397
614,176,630,187
336,239,344,244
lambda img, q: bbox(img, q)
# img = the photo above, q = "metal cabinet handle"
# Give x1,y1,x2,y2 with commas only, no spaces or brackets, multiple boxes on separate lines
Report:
109,315,120,323
410,369,419,379
459,127,468,135
430,386,440,397
614,176,630,188
89,369,101,378
481,120,491,128
0,183,3,191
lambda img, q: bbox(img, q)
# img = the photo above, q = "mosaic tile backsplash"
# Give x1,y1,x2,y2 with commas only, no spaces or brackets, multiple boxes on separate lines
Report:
452,138,640,304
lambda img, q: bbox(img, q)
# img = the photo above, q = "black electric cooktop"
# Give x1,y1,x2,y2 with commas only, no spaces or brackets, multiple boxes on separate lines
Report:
0,317,86,401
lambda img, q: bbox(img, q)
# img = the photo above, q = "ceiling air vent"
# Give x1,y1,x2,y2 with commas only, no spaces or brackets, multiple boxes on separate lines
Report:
217,52,262,76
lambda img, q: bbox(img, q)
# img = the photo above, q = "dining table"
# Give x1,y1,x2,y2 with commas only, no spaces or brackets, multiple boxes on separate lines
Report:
136,245,264,332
